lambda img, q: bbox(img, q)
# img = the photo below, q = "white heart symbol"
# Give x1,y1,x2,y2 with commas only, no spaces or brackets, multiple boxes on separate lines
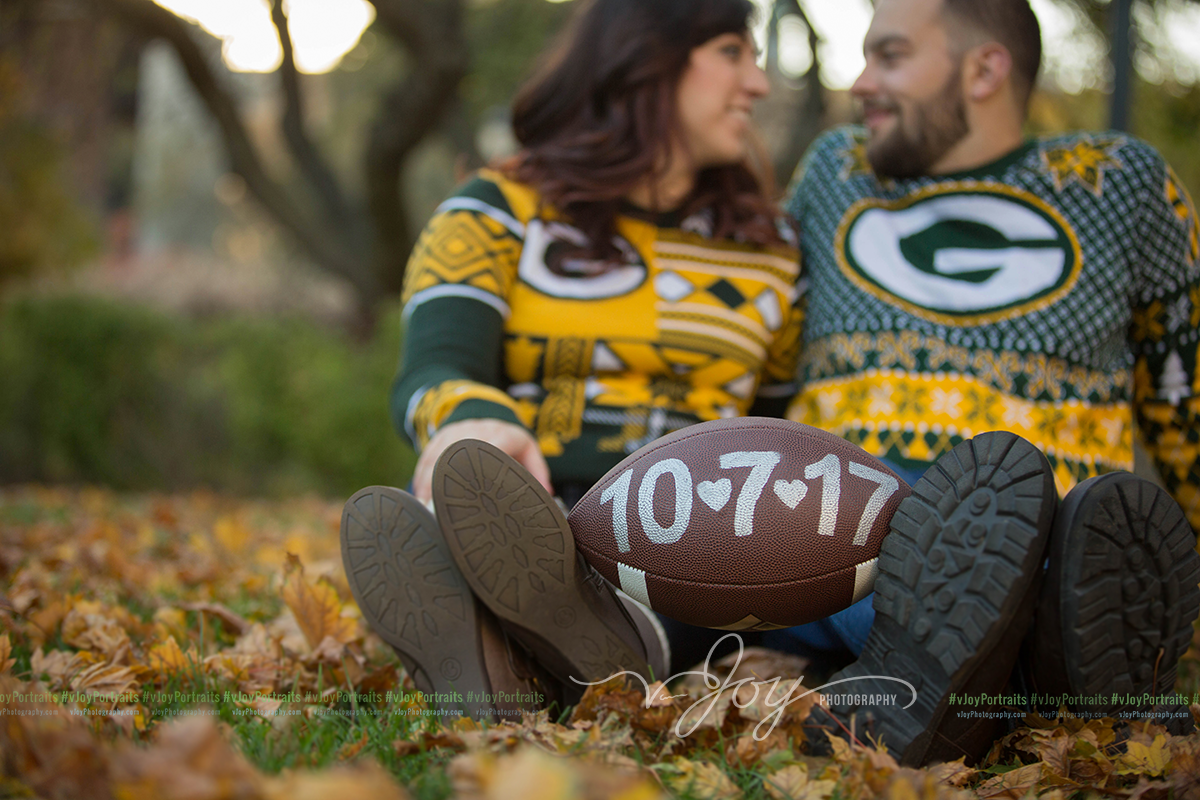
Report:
774,479,808,510
696,479,732,511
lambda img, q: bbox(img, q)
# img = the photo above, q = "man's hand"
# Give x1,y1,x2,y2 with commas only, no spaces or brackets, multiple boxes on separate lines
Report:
411,419,552,503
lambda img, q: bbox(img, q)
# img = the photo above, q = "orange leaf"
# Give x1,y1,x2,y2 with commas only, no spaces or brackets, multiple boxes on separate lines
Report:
30,647,83,688
111,717,264,799
61,608,130,657
977,763,1044,799
27,598,68,645
337,731,370,761
1027,728,1071,778
0,633,15,674
0,676,111,799
927,758,976,787
245,696,283,717
281,554,357,651
71,663,139,698
393,740,420,758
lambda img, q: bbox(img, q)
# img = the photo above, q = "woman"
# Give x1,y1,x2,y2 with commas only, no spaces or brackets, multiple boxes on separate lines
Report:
341,0,802,721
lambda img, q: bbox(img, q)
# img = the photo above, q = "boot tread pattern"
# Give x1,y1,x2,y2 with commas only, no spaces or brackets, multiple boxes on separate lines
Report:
1063,476,1200,704
435,441,650,684
340,486,488,702
818,432,1054,766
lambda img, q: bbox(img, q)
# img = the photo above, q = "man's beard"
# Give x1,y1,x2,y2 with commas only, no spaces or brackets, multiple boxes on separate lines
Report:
866,67,969,179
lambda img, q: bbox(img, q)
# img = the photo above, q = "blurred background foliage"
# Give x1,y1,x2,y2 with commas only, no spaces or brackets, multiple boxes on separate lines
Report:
1,0,1198,498
1029,78,1200,196
0,295,412,495
0,58,100,287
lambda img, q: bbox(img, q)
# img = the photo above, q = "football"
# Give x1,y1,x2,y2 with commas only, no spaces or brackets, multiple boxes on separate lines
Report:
567,417,911,630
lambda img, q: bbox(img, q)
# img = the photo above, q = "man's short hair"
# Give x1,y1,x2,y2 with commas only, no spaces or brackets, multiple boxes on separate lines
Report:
942,0,1042,109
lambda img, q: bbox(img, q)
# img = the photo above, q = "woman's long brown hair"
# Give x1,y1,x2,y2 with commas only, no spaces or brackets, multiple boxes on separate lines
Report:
501,0,784,264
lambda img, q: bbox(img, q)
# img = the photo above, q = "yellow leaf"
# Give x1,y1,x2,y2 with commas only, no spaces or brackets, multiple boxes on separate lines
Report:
450,747,661,800
147,636,191,676
281,554,357,650
263,763,409,800
764,765,810,800
213,515,250,555
826,732,852,763
1118,735,1172,777
152,607,188,643
448,751,497,799
888,776,921,800
663,759,743,800
490,752,578,800
611,784,663,800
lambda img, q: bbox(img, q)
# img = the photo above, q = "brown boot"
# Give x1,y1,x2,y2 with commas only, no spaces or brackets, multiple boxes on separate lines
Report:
614,591,671,680
478,604,563,718
340,485,555,721
432,440,658,691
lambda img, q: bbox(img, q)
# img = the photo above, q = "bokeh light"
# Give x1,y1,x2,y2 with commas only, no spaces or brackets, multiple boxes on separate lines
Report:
152,0,375,74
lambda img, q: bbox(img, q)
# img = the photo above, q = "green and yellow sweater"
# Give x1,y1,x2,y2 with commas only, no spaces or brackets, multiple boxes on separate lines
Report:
392,170,803,485
786,127,1200,529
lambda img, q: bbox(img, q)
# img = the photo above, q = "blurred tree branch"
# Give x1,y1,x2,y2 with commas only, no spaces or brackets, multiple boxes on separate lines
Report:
366,0,468,295
1052,0,1199,49
268,0,358,241
765,0,825,187
97,0,469,327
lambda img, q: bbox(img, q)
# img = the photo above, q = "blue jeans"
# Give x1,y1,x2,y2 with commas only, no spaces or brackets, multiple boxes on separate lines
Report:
753,458,929,659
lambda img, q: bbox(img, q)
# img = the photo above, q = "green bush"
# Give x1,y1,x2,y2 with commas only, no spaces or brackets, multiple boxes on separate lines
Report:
0,295,414,497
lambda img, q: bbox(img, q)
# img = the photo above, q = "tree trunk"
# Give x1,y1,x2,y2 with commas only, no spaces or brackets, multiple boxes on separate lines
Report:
94,0,470,329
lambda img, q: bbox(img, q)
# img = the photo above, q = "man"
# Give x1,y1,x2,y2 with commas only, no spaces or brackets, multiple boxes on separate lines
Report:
785,0,1200,765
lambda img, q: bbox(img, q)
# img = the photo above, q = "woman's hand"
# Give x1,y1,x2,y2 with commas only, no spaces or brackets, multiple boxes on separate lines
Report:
411,418,553,503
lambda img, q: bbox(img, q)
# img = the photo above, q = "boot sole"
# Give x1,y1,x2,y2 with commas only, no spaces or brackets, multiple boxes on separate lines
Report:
433,440,650,685
1036,472,1200,722
819,432,1056,765
340,486,492,718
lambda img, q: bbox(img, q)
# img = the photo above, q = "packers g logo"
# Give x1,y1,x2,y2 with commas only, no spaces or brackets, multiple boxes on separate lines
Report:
836,185,1082,324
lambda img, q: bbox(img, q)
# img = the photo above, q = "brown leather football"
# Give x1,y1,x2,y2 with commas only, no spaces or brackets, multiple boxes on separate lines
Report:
567,417,912,630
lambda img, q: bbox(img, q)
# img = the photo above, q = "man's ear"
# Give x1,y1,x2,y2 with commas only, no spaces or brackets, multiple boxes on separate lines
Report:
965,42,1013,102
